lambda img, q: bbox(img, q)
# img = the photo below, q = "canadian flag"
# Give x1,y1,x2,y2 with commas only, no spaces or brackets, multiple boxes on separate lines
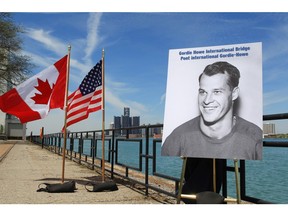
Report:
0,55,68,123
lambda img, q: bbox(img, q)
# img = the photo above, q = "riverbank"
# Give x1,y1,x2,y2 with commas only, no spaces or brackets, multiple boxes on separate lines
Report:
0,140,175,204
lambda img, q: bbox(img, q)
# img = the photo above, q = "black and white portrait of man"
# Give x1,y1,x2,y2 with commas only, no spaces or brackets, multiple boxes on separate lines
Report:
161,42,263,160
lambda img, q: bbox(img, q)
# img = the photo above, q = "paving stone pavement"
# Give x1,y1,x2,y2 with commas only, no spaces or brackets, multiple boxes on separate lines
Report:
0,140,175,204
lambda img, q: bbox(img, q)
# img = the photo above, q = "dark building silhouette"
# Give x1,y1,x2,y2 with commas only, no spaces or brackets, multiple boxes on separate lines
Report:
131,116,140,134
124,107,130,117
113,107,140,136
113,116,121,136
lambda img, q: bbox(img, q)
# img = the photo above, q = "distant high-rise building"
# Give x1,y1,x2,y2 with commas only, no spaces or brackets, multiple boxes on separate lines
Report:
263,123,276,136
131,116,140,134
114,116,121,129
124,107,130,117
109,122,114,136
121,115,130,128
114,116,121,136
113,107,141,136
121,115,130,135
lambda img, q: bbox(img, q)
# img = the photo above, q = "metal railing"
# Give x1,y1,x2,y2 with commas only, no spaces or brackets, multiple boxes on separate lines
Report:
29,113,288,204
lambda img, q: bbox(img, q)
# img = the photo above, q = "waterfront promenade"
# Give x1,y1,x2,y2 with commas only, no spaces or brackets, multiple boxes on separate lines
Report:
0,140,175,204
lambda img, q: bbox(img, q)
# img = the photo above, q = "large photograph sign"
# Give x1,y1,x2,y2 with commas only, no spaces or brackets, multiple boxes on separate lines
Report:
161,42,263,160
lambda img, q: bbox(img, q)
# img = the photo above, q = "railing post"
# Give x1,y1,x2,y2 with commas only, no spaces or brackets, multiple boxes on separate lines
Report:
91,131,95,169
58,134,61,155
145,126,149,196
54,137,57,154
70,134,73,160
30,131,32,142
111,129,115,179
240,160,246,200
79,133,83,164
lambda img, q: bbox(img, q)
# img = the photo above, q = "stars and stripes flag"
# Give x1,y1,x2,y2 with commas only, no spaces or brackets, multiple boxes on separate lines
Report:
65,60,102,128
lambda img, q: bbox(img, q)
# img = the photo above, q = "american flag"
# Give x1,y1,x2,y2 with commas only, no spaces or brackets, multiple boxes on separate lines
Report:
65,60,102,128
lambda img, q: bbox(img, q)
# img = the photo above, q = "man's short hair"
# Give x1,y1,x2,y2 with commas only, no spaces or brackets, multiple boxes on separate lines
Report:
199,61,240,90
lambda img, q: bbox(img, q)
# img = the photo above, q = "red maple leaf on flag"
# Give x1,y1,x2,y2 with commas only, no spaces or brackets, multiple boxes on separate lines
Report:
31,78,54,104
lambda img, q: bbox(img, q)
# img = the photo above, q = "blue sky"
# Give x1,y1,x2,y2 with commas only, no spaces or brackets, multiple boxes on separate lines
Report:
7,10,288,134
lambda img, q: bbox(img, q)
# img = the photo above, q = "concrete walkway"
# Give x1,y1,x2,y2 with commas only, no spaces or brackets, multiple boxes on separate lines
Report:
0,140,175,204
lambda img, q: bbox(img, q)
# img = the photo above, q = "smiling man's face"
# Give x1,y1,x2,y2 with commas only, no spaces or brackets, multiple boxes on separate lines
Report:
198,73,235,124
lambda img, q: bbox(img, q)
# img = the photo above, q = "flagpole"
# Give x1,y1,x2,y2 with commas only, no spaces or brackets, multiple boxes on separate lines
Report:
101,48,105,182
61,45,71,183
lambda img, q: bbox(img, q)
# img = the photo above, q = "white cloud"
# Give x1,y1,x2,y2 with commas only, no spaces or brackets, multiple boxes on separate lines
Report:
26,28,67,56
127,101,148,116
22,50,53,68
84,13,103,63
105,86,148,115
105,88,128,110
106,77,138,94
104,74,148,113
